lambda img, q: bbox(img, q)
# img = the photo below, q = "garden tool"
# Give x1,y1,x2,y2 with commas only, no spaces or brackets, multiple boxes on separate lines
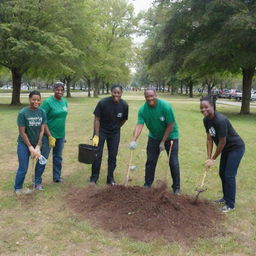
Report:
124,150,136,186
30,157,36,191
165,140,173,182
193,166,210,203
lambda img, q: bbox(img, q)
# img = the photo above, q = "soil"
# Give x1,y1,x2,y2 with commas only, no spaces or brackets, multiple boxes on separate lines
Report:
67,181,225,244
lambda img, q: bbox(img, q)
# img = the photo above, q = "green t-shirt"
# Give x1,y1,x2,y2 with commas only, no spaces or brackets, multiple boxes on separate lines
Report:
41,96,68,138
17,107,47,147
137,98,179,140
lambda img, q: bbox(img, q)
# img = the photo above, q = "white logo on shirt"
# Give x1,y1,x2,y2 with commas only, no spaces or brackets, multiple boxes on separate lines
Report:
209,127,216,137
63,106,68,112
160,116,165,121
117,113,123,118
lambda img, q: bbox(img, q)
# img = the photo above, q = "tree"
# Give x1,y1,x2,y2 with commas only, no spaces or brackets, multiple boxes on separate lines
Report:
0,0,82,104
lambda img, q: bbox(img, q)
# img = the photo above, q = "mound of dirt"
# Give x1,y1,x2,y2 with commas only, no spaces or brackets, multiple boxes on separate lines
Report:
67,182,224,244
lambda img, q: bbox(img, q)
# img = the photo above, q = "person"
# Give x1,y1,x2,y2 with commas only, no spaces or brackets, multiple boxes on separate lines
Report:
35,82,68,186
14,91,47,194
129,88,180,194
90,85,129,185
200,96,245,212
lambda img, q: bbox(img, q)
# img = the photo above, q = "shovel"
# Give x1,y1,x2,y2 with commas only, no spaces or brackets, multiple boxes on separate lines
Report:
124,150,136,187
193,166,209,203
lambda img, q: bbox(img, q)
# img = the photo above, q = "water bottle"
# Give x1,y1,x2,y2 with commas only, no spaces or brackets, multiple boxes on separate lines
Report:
38,155,47,165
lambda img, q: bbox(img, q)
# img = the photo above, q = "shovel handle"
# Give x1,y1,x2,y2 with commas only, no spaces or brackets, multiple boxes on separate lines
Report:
199,166,210,188
124,150,133,187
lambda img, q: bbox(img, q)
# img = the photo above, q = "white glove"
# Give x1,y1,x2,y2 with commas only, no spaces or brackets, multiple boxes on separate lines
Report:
129,141,137,150
159,141,165,152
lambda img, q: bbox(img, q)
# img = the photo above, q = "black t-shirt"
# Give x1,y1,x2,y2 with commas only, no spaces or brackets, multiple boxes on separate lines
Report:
203,112,244,152
94,97,128,134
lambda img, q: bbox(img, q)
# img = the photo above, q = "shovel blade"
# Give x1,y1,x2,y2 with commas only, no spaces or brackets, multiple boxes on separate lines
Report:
129,165,137,171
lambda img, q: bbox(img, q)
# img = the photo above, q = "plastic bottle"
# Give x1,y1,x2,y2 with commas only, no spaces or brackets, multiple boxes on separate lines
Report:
38,155,47,165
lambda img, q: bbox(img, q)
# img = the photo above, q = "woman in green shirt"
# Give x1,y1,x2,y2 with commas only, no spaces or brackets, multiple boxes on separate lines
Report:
35,82,68,186
14,91,47,194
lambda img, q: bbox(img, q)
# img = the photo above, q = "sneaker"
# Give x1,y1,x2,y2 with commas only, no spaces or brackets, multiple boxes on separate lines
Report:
106,179,116,186
53,178,64,183
173,189,181,195
35,184,44,191
143,184,151,188
222,205,235,213
88,181,96,185
214,198,225,204
14,189,23,196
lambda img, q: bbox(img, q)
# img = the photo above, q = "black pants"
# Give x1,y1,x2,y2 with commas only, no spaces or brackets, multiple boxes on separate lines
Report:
219,147,245,208
91,130,120,183
145,137,180,191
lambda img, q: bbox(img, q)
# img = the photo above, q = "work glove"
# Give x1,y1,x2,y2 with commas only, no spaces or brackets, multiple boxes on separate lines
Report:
28,146,36,159
129,141,137,150
159,141,165,152
48,135,56,148
92,135,99,147
34,145,41,158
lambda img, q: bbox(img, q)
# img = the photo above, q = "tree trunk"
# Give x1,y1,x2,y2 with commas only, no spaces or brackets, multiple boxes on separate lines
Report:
106,82,110,94
11,68,22,105
87,79,91,97
188,80,193,98
240,67,255,114
66,77,71,98
180,81,183,94
93,77,100,97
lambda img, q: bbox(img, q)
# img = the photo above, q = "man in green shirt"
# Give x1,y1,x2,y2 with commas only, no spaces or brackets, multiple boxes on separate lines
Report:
130,88,180,193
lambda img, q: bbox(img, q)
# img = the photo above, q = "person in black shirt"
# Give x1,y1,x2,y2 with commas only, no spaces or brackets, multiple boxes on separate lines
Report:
200,96,245,212
90,85,129,185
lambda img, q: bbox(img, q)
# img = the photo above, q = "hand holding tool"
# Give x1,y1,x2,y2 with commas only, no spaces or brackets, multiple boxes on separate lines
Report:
129,141,136,150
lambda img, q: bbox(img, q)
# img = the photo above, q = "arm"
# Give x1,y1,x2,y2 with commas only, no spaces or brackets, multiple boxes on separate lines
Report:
212,137,226,160
36,124,46,147
132,124,144,141
44,125,52,137
205,136,226,167
93,116,100,136
206,133,213,159
19,126,32,148
161,122,174,143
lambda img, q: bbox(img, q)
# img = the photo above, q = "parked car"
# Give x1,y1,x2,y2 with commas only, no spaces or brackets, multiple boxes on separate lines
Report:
218,89,230,98
251,91,256,101
233,90,242,101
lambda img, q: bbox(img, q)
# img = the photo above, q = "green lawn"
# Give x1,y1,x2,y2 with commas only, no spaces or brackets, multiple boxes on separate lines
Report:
0,92,255,255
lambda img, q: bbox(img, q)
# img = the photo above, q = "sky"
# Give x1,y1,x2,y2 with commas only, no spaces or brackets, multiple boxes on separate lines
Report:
129,0,154,44
130,0,153,14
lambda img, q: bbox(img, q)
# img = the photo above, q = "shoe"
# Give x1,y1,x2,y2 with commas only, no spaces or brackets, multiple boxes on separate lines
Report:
14,189,23,196
173,189,181,195
143,184,151,188
106,179,116,186
222,205,235,213
88,181,96,185
53,178,64,183
35,184,44,191
214,198,225,204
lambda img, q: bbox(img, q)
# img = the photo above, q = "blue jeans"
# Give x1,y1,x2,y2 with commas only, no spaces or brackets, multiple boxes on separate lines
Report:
145,137,180,191
14,142,43,190
35,136,65,184
91,130,120,183
219,147,245,209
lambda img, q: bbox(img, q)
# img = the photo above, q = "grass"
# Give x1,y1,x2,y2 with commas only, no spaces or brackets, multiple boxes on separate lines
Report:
0,92,256,255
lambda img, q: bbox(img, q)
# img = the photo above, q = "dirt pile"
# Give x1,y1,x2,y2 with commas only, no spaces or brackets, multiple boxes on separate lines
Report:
67,182,224,244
